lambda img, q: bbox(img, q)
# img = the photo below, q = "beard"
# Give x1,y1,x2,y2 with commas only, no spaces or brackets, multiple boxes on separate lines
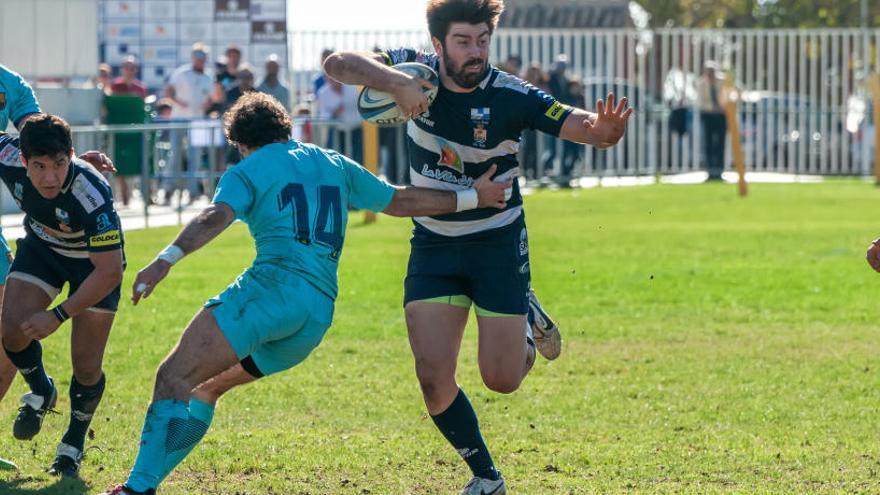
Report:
442,51,488,89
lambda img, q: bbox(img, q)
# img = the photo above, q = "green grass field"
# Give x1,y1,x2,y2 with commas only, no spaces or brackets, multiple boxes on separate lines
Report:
1,181,879,494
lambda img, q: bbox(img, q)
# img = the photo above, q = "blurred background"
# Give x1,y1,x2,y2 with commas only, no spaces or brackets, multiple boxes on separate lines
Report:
1,0,880,231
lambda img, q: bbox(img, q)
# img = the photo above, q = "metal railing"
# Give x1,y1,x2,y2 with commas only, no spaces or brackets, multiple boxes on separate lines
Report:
291,28,880,178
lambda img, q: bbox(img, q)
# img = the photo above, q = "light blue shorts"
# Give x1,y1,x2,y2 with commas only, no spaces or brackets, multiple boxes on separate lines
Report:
206,264,334,376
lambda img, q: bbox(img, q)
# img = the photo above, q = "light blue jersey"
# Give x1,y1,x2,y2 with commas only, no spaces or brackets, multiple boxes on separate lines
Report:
213,140,396,300
0,64,39,282
207,140,395,376
0,64,40,132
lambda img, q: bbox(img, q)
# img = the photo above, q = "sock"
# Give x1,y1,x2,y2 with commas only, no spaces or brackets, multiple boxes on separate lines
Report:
4,340,53,397
431,388,500,481
61,374,106,452
156,399,215,484
125,400,188,492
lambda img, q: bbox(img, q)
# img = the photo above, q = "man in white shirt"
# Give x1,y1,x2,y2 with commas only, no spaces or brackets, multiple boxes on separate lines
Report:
165,43,214,120
315,77,362,161
163,43,215,202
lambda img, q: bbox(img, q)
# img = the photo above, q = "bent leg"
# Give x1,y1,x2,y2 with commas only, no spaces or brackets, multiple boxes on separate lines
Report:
476,313,533,394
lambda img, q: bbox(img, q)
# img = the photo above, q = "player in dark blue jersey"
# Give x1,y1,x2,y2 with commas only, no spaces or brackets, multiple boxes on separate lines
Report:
0,115,125,478
325,1,632,492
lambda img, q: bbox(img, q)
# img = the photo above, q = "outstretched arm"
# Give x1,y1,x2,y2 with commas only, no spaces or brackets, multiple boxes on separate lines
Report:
559,93,634,149
132,203,235,304
323,51,434,118
383,165,510,217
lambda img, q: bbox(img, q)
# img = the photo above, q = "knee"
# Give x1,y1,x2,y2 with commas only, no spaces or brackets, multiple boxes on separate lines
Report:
155,360,191,398
414,360,454,400
481,371,522,395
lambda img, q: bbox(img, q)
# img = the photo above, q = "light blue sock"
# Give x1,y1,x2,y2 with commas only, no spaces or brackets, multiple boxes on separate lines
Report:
156,399,216,484
125,400,188,492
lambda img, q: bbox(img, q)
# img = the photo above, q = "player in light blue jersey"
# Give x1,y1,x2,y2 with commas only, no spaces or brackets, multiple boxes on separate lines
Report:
0,64,41,471
99,93,510,495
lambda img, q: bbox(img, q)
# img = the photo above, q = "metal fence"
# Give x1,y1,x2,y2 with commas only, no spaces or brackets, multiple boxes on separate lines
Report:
292,28,880,177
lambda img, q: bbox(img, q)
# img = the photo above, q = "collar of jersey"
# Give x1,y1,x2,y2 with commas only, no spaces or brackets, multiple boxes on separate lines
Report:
60,162,75,194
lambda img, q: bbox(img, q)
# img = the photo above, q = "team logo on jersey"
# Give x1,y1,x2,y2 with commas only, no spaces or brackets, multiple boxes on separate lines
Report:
95,213,113,233
0,92,5,111
470,107,490,147
55,208,72,233
518,228,529,256
436,139,464,173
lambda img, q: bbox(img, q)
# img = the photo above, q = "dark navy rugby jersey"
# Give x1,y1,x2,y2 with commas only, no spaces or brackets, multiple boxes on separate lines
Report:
0,133,123,258
382,48,573,237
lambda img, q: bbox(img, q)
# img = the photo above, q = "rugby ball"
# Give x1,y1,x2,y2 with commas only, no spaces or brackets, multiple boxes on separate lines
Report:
358,62,439,125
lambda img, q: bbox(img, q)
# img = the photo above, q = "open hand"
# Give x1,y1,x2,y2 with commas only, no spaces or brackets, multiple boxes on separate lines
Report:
583,93,634,149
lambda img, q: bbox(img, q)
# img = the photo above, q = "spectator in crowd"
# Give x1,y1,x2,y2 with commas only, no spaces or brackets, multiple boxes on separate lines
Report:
257,54,290,110
543,54,572,177
560,78,587,186
163,43,215,204
223,65,257,165
215,44,243,92
165,43,214,119
110,55,147,98
155,98,174,119
316,76,362,162
107,55,148,207
94,63,113,95
520,63,548,180
291,104,313,143
697,61,727,181
224,64,256,110
312,48,335,95
500,54,522,77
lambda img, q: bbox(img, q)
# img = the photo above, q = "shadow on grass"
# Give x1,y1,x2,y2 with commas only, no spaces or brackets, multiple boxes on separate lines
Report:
0,475,90,495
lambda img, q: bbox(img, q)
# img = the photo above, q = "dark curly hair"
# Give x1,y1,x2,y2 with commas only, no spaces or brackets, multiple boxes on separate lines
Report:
223,92,292,149
427,0,505,43
19,114,72,160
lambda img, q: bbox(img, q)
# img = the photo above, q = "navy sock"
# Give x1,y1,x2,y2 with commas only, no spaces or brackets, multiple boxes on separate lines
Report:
62,374,106,451
431,388,500,481
4,340,53,397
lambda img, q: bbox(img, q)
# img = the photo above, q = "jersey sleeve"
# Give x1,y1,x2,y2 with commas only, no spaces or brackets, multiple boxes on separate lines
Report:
8,71,40,128
336,153,395,212
520,84,574,137
213,167,255,220
84,205,123,252
0,134,24,185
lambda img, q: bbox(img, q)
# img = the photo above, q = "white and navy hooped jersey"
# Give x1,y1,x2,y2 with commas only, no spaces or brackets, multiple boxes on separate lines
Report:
381,48,573,237
0,134,123,258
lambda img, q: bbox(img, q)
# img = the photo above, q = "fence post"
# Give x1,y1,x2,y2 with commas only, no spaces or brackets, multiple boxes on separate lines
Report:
723,79,748,197
867,74,880,184
362,122,379,224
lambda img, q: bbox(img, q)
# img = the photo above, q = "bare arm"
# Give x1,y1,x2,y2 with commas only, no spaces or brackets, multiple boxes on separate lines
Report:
559,93,634,149
383,165,510,217
323,51,434,118
131,203,235,304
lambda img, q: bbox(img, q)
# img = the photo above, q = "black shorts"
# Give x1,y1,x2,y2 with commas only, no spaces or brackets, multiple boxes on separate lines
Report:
8,236,124,313
403,215,531,315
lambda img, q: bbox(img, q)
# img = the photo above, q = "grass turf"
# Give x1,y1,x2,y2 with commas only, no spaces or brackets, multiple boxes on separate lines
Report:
0,180,878,494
